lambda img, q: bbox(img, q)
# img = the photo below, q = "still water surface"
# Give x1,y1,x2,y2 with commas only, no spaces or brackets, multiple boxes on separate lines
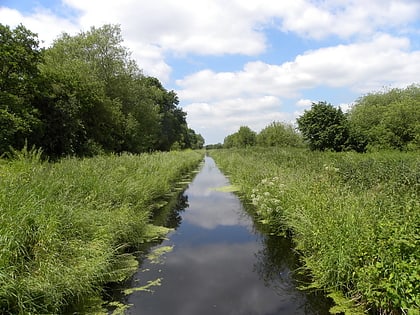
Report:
122,156,331,314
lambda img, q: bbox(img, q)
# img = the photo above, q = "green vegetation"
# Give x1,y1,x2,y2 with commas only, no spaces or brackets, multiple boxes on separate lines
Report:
348,85,420,152
257,121,304,148
222,84,419,153
210,147,419,314
224,123,303,148
297,86,420,152
0,24,43,154
0,148,203,314
297,101,349,151
0,23,203,159
224,126,257,148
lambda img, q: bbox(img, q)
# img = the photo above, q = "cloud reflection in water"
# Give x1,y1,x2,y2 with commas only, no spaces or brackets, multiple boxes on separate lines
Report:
124,156,330,315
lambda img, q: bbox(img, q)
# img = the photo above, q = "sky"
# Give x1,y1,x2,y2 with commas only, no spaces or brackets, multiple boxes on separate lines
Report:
1,0,419,144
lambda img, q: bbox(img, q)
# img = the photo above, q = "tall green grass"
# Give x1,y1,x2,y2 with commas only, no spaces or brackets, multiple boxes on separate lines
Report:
210,148,419,314
0,149,203,314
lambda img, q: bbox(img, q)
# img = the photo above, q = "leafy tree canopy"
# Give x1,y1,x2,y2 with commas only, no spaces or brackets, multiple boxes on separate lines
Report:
348,84,420,151
0,23,203,158
0,24,43,153
257,121,303,148
297,101,349,151
224,126,257,148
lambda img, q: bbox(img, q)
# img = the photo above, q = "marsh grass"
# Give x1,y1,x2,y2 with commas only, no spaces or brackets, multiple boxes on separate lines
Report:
0,149,203,314
210,148,419,314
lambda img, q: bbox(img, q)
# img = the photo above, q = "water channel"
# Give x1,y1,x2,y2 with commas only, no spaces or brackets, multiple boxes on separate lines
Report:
119,156,331,314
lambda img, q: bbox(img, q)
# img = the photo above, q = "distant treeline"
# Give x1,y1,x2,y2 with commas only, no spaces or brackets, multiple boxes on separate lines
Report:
221,84,420,152
0,23,204,159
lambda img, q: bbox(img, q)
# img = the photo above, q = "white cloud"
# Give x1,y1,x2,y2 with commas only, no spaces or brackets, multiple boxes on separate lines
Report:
184,97,295,143
1,0,267,80
125,41,172,82
0,7,79,46
63,0,267,55
178,33,420,143
293,33,419,91
2,0,419,82
338,102,353,113
178,34,419,100
295,99,313,108
259,0,420,39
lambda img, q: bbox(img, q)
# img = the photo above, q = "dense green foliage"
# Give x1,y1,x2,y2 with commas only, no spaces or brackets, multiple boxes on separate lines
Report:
296,86,420,152
0,148,203,314
0,23,203,158
297,101,349,151
256,121,304,148
210,148,419,314
223,126,257,148
224,123,303,148
205,143,223,149
0,24,43,154
348,84,420,151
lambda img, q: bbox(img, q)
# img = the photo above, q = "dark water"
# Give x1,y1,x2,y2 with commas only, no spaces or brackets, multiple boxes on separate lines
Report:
121,156,331,315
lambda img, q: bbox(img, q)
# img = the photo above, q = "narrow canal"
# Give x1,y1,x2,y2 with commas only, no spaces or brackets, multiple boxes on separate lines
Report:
120,156,331,314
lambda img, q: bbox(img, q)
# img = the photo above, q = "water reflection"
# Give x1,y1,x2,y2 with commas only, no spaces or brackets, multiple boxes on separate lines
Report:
126,242,314,315
252,223,332,314
151,193,189,229
181,195,250,229
122,156,331,315
182,156,251,230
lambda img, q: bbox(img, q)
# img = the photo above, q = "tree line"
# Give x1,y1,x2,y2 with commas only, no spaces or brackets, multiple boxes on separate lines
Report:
0,23,204,159
223,123,304,149
223,84,419,152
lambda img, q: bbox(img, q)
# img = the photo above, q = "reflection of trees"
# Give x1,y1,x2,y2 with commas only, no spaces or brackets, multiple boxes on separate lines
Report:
165,193,189,229
254,235,297,290
245,201,333,315
254,234,333,314
151,191,189,229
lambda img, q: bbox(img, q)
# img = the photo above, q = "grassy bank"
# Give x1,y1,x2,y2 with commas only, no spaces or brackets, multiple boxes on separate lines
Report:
210,148,419,314
0,149,203,314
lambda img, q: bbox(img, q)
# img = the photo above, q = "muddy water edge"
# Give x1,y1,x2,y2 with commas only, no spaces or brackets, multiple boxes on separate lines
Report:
110,155,332,314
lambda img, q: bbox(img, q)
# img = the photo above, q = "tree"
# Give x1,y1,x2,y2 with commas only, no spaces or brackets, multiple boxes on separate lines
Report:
183,128,205,149
205,143,223,150
37,24,161,156
237,126,257,147
348,85,420,151
297,101,349,151
0,23,43,154
223,133,237,148
1,23,201,157
142,77,189,151
257,121,303,147
223,126,256,148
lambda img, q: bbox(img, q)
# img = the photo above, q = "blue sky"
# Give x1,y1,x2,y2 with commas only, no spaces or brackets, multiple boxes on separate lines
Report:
1,0,419,144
